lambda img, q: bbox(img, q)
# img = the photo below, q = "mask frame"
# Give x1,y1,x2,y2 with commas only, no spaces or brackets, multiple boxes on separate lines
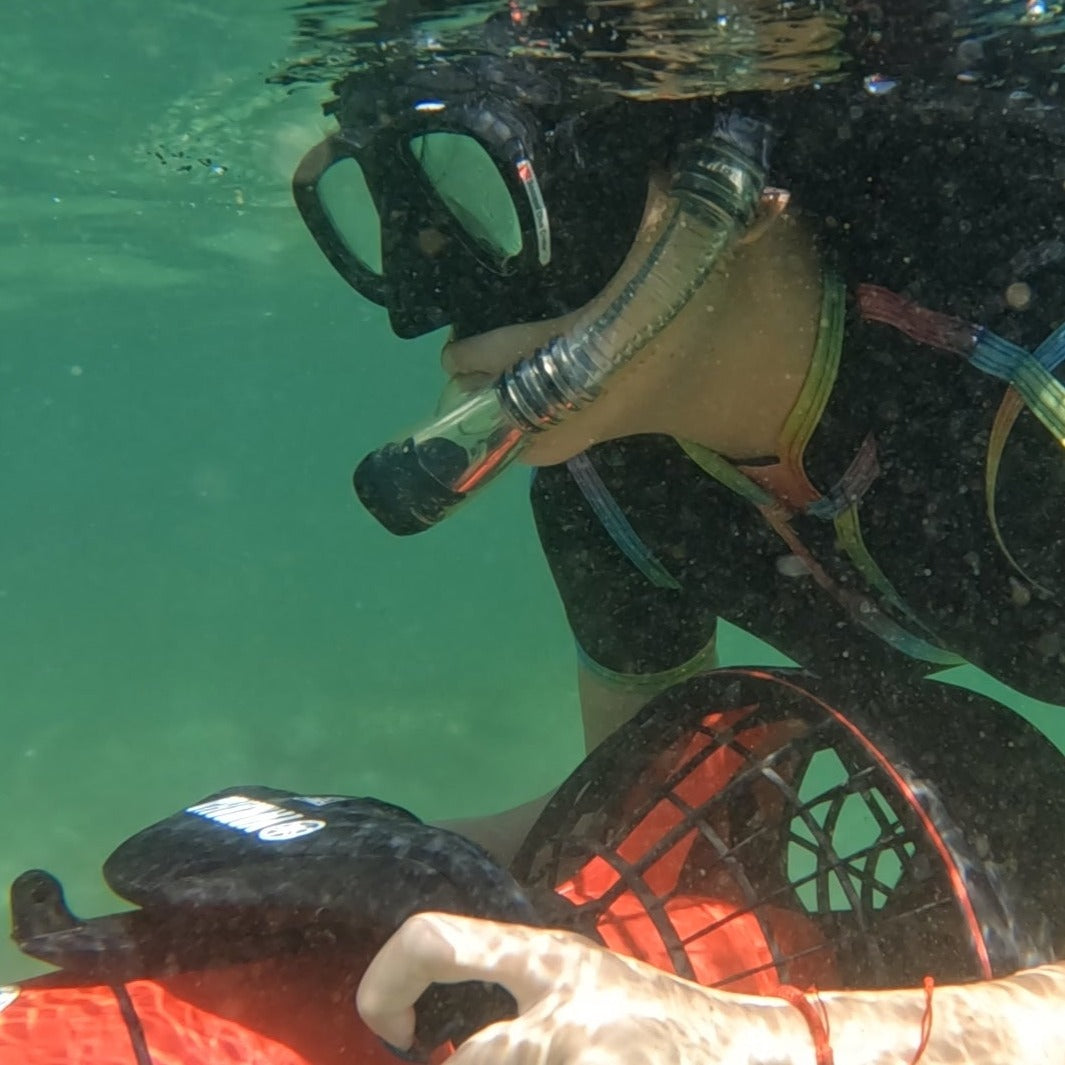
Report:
292,58,663,339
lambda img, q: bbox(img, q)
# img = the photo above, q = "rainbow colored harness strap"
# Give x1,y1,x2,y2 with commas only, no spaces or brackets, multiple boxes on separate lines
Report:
687,276,1065,664
858,284,1065,597
574,273,1064,670
681,275,964,665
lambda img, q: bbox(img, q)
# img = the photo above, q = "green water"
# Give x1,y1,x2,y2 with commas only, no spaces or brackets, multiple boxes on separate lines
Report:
3,1,1064,985
0,0,589,979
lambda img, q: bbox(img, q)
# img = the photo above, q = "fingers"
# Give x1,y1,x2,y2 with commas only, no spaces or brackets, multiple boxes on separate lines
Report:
357,913,744,1065
357,913,570,1050
446,1016,529,1065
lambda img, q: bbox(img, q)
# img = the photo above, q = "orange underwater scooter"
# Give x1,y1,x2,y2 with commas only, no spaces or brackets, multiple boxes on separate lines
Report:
4,669,1064,1065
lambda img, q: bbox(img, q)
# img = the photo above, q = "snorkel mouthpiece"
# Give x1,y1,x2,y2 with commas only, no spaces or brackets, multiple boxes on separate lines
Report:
354,388,524,535
354,113,769,535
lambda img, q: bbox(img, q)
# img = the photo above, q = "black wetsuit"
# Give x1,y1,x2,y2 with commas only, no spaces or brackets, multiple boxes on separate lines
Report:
531,302,1065,706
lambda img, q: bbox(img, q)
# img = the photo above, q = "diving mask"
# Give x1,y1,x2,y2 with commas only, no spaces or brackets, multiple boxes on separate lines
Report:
293,56,662,339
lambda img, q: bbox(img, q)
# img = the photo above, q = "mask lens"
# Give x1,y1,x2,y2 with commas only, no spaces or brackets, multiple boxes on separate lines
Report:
318,157,383,275
410,132,522,265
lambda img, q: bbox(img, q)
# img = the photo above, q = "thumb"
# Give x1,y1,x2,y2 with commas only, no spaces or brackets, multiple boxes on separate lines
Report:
357,913,566,1050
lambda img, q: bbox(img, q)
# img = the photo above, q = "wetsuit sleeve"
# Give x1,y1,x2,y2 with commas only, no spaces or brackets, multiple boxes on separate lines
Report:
530,435,776,682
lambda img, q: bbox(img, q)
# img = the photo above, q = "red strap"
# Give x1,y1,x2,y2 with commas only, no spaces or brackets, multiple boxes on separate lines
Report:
775,985,833,1065
776,976,934,1065
908,976,935,1065
856,284,976,356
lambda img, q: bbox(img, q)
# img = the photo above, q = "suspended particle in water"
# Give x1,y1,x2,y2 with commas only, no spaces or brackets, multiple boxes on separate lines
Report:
1036,630,1062,658
863,73,898,96
776,553,810,579
955,38,984,67
1005,281,1032,310
1009,577,1032,607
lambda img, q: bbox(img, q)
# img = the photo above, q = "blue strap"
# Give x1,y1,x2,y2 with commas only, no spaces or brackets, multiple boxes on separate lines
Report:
970,325,1065,443
567,452,681,591
972,320,1065,376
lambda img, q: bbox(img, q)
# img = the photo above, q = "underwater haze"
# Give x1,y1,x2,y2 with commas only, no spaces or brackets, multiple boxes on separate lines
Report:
0,0,589,980
3,0,1065,985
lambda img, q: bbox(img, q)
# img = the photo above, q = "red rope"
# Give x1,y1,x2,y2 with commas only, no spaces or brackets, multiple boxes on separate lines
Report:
909,976,935,1065
776,977,933,1065
775,985,833,1065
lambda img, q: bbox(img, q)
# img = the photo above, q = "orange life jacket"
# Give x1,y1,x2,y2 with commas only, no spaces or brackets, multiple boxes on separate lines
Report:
0,980,312,1065
0,953,400,1065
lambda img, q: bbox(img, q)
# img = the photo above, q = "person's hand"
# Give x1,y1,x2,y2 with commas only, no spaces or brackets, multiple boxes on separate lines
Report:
356,912,795,1065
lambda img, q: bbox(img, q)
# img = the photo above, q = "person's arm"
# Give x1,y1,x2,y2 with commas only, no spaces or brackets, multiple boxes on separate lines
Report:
357,912,1065,1065
578,661,663,751
813,965,1065,1064
434,663,659,864
437,661,680,863
435,792,555,867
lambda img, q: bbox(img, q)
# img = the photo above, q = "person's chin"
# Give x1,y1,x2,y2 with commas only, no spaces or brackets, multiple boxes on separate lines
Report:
450,370,495,391
440,315,566,380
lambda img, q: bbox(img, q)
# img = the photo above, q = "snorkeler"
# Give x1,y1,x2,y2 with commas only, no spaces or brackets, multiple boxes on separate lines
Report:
7,668,1065,1063
294,35,1064,724
284,1,1065,1060
291,14,1065,742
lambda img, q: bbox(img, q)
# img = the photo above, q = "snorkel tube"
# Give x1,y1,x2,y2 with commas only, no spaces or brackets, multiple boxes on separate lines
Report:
354,113,769,535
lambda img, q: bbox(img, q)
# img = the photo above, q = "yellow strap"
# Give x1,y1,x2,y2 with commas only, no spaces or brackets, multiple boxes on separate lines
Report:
576,635,720,694
677,440,775,507
833,504,916,620
972,324,1065,595
679,444,962,665
684,272,846,510
777,273,848,491
997,344,1065,446
985,387,1056,596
